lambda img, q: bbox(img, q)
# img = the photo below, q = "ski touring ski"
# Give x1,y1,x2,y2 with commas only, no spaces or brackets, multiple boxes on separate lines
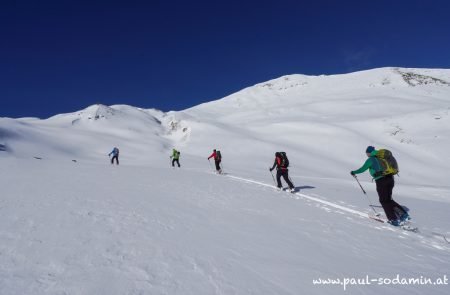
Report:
274,187,296,193
368,214,418,232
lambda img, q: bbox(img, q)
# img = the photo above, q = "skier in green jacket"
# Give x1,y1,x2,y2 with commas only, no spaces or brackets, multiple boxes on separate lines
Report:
170,149,181,168
351,146,409,226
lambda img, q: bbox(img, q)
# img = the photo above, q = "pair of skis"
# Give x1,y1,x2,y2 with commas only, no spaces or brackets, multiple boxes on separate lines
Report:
369,213,450,244
275,187,296,193
352,175,419,232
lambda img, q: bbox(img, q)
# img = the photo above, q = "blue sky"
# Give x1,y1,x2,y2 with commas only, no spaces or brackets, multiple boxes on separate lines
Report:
1,0,450,118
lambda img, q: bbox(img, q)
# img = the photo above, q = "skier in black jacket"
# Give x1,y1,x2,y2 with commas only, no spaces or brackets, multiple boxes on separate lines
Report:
270,152,295,192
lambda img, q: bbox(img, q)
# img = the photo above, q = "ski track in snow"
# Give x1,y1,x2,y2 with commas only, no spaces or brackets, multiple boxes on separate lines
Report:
225,174,450,248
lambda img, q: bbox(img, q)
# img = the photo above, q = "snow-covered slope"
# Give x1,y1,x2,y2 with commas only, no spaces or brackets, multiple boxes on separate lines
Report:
1,157,449,295
1,67,450,294
0,104,171,164
178,67,450,185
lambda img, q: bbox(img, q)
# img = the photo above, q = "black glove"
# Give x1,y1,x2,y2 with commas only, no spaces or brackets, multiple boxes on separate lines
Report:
269,168,273,172
350,171,355,176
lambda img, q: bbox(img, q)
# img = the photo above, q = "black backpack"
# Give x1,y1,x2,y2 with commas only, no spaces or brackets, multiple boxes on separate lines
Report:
216,150,222,160
278,152,289,168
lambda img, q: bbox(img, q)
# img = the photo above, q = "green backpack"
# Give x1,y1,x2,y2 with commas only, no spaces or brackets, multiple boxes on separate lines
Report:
373,149,399,177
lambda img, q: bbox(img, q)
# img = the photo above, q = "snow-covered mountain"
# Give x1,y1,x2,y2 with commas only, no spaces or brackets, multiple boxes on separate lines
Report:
3,67,449,183
180,67,450,184
1,67,450,294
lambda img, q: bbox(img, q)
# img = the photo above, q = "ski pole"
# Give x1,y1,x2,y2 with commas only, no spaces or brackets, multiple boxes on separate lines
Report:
353,175,380,216
208,159,214,171
288,174,295,186
270,170,276,185
431,232,450,244
353,175,366,194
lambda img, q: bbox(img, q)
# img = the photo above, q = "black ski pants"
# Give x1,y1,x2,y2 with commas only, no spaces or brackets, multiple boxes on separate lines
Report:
276,169,294,189
172,159,180,167
215,160,221,171
376,175,406,221
111,155,119,165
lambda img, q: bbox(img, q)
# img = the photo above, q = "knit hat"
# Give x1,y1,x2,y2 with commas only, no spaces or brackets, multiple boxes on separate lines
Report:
366,146,375,153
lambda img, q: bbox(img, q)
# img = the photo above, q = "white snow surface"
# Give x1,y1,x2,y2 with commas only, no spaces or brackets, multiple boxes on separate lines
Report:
1,67,450,294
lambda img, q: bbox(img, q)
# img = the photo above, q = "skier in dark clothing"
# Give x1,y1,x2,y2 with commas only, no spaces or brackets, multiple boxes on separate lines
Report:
270,152,295,192
351,146,410,226
108,147,119,165
208,149,222,174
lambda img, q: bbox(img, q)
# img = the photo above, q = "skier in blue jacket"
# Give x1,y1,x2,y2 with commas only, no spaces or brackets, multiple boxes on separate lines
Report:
108,147,119,165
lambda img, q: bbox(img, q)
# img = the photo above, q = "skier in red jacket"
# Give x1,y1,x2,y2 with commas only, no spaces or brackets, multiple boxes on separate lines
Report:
208,149,222,174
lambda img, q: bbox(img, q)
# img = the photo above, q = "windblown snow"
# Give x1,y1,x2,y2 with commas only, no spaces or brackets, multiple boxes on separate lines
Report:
1,67,449,295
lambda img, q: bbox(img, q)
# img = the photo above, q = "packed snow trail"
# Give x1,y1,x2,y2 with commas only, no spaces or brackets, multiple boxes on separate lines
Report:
225,174,450,245
226,175,370,218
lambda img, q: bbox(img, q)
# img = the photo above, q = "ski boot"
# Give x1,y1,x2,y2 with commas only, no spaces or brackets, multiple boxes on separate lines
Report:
400,213,411,222
388,219,401,227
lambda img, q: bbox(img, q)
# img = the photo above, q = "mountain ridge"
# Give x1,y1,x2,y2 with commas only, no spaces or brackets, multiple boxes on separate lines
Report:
1,67,449,185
